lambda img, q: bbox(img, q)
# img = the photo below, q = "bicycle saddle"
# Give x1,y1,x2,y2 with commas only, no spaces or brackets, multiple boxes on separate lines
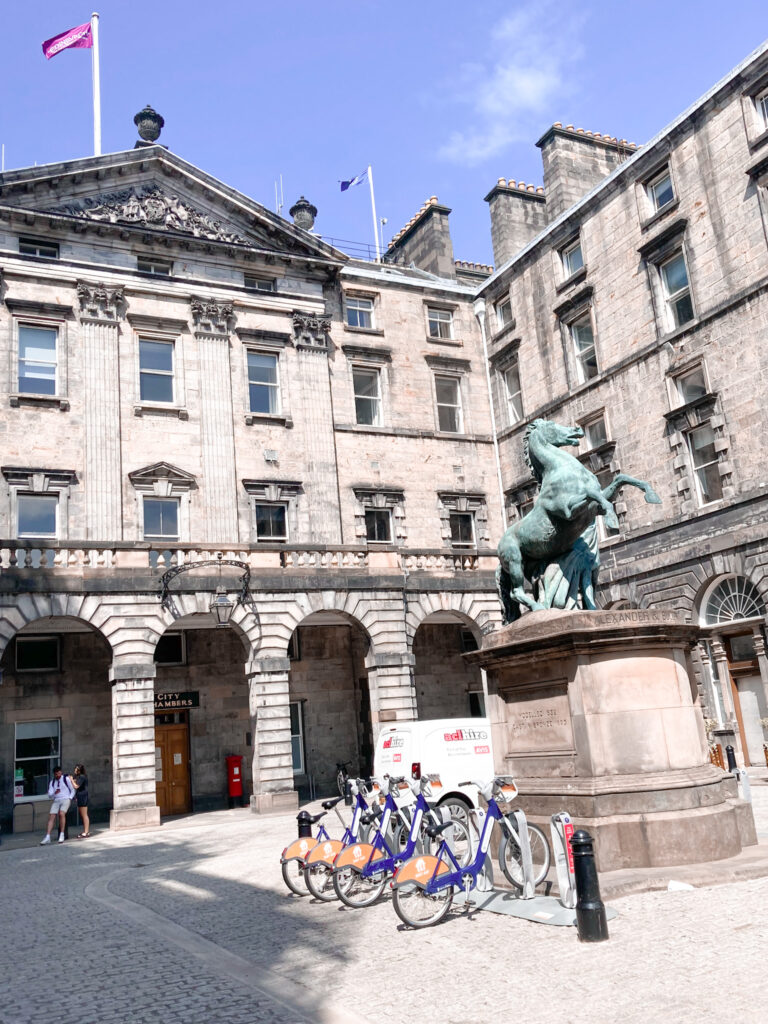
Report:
361,806,382,826
306,811,327,824
424,820,455,840
321,796,344,810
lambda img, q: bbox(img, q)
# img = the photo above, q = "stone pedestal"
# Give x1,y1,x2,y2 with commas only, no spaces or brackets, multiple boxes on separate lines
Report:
469,609,756,871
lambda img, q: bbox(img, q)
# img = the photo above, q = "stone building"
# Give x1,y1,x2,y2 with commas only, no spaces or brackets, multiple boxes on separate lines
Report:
3,40,768,832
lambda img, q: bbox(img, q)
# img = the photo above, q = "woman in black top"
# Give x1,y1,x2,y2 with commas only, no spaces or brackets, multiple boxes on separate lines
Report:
72,764,90,837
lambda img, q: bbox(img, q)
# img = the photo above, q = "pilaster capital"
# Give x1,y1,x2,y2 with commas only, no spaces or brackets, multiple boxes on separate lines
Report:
365,651,416,670
190,296,235,335
109,662,157,683
77,280,126,322
246,656,291,678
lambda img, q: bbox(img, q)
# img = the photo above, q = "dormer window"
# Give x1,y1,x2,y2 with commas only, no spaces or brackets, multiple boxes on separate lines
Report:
19,238,59,259
647,168,675,213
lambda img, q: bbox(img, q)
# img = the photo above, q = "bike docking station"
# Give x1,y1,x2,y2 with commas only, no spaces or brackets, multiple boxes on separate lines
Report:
453,810,617,932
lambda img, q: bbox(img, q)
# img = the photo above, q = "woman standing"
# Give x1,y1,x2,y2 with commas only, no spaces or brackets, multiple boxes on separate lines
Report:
72,764,90,838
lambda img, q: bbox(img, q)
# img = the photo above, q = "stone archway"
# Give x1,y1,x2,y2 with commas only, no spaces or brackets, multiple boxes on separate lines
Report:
411,609,487,721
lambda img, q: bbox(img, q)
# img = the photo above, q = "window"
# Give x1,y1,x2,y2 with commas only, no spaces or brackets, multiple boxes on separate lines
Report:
14,720,60,801
143,497,179,539
674,365,708,405
460,629,479,653
647,168,675,212
137,256,172,276
561,238,584,278
139,339,174,403
583,415,608,449
503,361,523,426
290,701,305,774
427,307,454,340
687,424,723,505
353,367,382,425
247,351,280,414
18,325,58,396
154,632,186,666
704,576,766,626
244,275,276,292
468,691,486,718
495,297,513,331
18,494,57,537
570,314,598,382
757,90,768,128
16,637,60,672
346,296,374,329
595,468,620,539
365,508,392,543
660,251,694,329
435,375,463,432
449,511,475,548
517,496,535,519
254,503,287,542
19,237,59,259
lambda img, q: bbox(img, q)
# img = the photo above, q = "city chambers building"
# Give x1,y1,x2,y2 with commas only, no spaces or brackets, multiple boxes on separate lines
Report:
3,40,768,832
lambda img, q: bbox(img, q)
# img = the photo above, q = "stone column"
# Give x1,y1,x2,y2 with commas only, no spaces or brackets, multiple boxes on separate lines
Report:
292,313,342,543
365,651,417,742
78,283,125,540
750,626,768,710
109,663,160,830
191,298,239,543
710,636,743,760
247,656,299,813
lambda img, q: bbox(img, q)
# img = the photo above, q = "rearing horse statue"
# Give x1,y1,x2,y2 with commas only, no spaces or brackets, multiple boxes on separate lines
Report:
496,419,661,623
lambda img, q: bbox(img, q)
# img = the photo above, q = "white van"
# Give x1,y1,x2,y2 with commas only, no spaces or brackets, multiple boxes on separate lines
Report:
373,718,495,817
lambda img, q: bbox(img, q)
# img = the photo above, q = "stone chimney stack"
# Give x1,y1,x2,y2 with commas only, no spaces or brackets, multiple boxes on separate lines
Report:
536,123,636,220
385,197,456,278
484,179,547,267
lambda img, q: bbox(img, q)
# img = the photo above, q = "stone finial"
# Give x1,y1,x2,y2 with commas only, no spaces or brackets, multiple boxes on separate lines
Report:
134,105,164,143
289,196,317,231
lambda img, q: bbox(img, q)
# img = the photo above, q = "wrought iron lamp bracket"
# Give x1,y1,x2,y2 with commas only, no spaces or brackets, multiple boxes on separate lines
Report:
159,553,252,609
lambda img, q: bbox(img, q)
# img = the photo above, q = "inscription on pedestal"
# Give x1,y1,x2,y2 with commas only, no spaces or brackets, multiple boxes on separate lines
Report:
503,682,573,754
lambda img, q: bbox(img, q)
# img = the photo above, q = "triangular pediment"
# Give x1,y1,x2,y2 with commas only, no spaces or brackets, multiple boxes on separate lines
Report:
0,147,345,264
129,462,197,494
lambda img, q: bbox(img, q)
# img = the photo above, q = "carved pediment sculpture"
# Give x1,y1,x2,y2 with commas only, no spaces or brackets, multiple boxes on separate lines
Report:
52,186,251,246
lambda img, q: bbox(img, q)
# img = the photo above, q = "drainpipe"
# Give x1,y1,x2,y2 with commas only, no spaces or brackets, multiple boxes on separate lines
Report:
473,298,506,529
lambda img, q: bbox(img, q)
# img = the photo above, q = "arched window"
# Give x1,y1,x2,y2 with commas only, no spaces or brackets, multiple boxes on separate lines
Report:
703,576,765,626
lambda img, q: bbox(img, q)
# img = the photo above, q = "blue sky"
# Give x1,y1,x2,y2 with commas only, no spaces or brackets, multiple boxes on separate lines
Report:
1,1,765,266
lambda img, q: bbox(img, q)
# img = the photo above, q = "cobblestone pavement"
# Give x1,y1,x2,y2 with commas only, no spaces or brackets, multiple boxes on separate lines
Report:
1,784,767,1024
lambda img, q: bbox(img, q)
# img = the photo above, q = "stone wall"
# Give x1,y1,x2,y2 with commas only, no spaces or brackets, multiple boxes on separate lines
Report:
413,623,484,720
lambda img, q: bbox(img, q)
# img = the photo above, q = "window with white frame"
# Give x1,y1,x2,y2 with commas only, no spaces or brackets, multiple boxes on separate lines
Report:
673,364,708,406
660,251,694,329
503,360,523,426
14,720,61,801
253,503,288,542
19,237,59,259
247,351,280,414
561,238,584,278
139,339,174,403
449,511,475,547
365,507,392,543
435,375,463,432
244,274,277,292
495,297,513,331
137,255,172,276
583,414,608,450
439,491,488,548
17,494,58,538
756,90,768,128
18,324,58,396
647,167,675,212
427,307,454,340
290,701,305,774
143,497,180,540
570,313,598,382
687,424,723,505
353,367,382,425
346,296,374,329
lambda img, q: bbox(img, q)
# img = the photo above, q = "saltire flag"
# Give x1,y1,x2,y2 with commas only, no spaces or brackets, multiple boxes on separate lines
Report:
42,22,93,60
340,169,367,192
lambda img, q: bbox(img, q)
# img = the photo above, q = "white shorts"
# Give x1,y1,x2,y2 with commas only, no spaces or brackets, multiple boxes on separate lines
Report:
50,799,70,814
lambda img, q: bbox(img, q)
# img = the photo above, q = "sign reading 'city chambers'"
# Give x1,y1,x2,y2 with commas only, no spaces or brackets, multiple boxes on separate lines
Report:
155,691,200,710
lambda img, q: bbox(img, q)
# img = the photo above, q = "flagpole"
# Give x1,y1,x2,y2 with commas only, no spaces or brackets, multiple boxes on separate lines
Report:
367,164,381,263
91,12,101,155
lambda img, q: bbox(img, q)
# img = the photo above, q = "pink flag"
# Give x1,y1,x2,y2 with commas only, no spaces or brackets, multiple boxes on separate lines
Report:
42,22,93,60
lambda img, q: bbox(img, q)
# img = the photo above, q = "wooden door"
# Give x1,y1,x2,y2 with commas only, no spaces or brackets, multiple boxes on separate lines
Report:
155,715,191,816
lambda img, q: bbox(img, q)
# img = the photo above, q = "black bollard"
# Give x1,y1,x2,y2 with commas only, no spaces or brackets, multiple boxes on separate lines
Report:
725,744,737,772
344,778,353,806
570,829,609,943
296,810,313,838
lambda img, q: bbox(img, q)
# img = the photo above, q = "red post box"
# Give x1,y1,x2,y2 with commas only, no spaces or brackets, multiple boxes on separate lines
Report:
226,755,244,805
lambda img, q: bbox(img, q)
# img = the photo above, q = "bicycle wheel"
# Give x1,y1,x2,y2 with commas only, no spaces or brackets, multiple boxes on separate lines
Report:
334,867,388,908
304,862,338,901
392,881,454,929
281,859,309,897
499,823,551,890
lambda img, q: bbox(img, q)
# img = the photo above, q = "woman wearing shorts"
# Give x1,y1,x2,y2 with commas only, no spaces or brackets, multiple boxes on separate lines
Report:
72,763,90,838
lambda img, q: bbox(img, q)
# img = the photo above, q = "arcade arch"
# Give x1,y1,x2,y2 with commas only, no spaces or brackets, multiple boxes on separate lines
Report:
412,610,485,720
